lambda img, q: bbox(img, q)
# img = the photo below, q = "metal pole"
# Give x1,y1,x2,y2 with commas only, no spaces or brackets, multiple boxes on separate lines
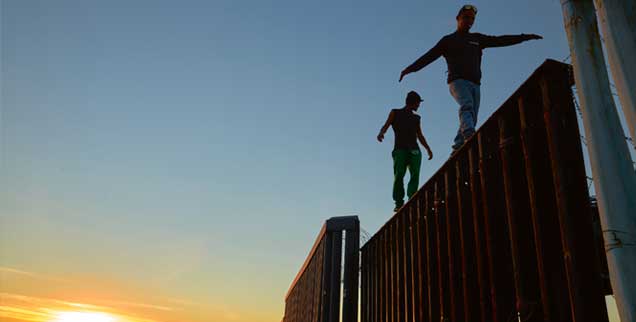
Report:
594,0,636,149
342,222,359,322
560,1,636,321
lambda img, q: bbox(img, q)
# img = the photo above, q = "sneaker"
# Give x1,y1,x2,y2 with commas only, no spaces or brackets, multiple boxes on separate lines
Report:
451,142,463,151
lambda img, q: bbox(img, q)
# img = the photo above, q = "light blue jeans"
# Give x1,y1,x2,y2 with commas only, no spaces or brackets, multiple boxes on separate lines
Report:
449,79,481,150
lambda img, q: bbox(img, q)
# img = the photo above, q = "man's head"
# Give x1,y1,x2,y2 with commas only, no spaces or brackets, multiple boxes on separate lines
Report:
456,4,477,33
405,91,423,110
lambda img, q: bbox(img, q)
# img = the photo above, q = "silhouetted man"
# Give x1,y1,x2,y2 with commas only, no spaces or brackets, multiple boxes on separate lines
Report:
399,4,542,151
378,91,433,212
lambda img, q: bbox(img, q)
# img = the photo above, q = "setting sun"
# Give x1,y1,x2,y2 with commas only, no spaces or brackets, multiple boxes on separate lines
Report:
50,312,117,322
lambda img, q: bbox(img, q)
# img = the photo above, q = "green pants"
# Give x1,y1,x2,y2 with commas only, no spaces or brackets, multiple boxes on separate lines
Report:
392,149,422,208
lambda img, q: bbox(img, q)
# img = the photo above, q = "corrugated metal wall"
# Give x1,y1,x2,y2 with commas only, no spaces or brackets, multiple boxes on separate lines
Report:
360,60,609,322
283,216,359,322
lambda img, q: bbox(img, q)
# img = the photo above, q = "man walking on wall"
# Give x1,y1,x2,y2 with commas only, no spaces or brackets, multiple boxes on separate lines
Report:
378,91,433,212
399,4,542,151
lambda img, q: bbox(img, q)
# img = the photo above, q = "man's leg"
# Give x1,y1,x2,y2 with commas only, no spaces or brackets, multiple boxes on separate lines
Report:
449,79,477,150
472,83,481,128
406,149,422,199
392,149,408,209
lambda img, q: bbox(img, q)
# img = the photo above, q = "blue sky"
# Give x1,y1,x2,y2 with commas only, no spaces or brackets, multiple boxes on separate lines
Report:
0,1,622,322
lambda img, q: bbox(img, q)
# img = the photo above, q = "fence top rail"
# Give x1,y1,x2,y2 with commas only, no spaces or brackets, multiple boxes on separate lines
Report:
361,59,573,250
285,216,359,300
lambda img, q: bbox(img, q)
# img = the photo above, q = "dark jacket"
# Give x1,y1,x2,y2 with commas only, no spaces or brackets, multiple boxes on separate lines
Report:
404,31,533,84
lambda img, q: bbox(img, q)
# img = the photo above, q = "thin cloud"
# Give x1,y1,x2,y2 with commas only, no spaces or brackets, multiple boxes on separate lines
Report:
1,293,108,311
1,292,175,312
0,293,168,322
96,300,174,312
1,268,175,312
0,267,70,283
161,297,201,307
0,305,51,322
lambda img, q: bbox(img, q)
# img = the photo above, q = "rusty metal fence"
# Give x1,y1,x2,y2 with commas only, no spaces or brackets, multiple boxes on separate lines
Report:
360,60,610,322
283,216,360,322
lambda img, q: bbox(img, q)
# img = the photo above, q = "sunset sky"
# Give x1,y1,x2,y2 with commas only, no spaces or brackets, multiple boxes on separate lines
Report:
1,1,626,322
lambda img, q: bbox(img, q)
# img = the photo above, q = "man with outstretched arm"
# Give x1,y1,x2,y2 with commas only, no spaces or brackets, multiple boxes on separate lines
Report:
399,4,542,152
378,91,433,212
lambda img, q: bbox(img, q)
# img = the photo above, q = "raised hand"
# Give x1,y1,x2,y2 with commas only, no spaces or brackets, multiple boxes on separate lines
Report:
399,69,408,82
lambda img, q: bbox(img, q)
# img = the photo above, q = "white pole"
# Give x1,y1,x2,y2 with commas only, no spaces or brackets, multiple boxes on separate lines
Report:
594,0,636,149
560,1,636,321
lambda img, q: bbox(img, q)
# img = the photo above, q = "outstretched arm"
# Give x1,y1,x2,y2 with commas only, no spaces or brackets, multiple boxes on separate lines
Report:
399,39,445,82
479,33,542,48
377,110,395,142
417,123,433,160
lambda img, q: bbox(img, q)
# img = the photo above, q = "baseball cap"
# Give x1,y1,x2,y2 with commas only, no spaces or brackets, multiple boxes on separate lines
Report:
406,91,423,104
457,4,478,17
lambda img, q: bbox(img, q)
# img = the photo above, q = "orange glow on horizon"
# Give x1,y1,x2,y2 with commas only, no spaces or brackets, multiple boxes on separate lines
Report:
0,291,167,322
1,266,276,322
50,311,117,322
